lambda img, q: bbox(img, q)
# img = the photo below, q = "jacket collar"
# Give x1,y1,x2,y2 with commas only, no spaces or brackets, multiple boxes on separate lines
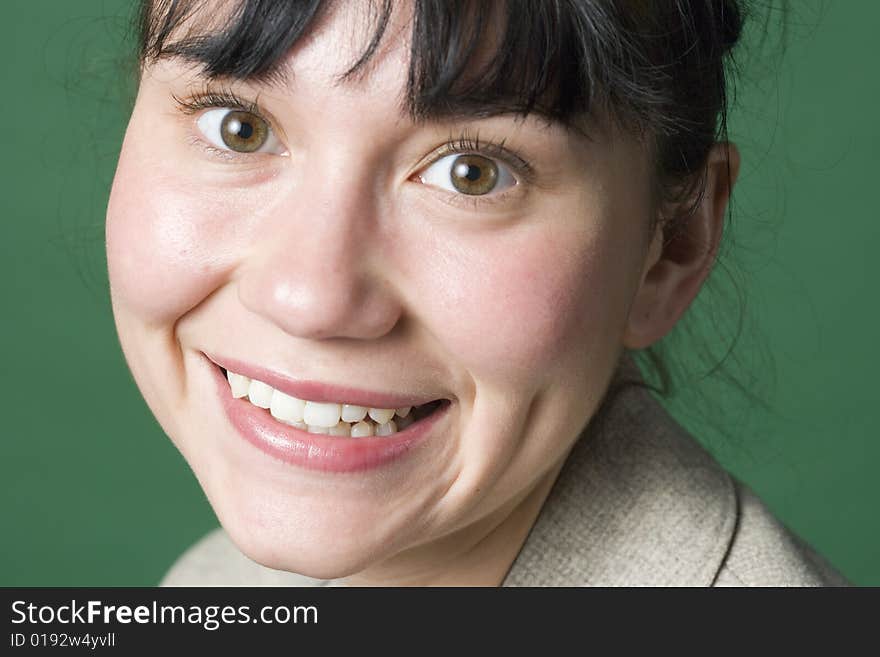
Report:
502,353,737,586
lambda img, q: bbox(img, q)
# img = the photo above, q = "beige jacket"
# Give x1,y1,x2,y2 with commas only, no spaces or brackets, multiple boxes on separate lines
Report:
162,355,850,587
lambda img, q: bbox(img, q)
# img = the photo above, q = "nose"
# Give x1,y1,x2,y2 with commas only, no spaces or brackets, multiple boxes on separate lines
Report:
237,169,402,341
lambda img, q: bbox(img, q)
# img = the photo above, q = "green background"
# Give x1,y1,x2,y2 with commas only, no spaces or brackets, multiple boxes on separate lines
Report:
1,1,877,585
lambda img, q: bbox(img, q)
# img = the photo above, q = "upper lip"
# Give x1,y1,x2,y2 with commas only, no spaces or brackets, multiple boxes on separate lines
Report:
205,352,446,409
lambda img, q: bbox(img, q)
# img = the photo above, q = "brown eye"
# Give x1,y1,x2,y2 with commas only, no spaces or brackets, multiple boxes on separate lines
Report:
220,110,268,152
418,152,516,198
448,154,499,195
195,108,285,155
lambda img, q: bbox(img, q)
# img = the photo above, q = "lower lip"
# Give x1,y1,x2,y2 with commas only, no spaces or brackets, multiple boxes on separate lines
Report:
209,359,449,473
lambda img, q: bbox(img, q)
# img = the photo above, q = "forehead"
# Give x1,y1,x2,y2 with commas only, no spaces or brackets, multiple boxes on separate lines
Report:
272,3,414,101
140,0,597,130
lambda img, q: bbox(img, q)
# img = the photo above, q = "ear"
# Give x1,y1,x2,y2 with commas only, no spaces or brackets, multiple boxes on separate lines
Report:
622,142,741,350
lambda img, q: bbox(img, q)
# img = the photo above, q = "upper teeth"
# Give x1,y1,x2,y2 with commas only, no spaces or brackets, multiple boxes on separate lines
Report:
226,370,416,437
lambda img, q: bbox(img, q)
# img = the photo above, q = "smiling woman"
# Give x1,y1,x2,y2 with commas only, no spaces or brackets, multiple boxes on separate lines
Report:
104,0,850,586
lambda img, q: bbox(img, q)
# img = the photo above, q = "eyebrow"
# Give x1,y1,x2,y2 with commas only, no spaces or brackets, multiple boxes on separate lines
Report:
157,52,296,93
417,102,567,133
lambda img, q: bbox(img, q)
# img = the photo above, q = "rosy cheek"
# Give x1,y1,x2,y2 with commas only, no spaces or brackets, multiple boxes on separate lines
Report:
106,148,241,324
410,222,624,383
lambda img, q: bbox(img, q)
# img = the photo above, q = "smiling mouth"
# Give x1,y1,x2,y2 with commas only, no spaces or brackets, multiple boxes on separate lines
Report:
219,366,447,438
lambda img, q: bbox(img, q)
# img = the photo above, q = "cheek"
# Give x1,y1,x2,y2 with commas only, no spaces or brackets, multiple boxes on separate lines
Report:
409,219,634,384
106,142,244,325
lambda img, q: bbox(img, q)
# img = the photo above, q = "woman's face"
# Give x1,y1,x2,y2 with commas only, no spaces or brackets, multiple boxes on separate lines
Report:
106,2,658,579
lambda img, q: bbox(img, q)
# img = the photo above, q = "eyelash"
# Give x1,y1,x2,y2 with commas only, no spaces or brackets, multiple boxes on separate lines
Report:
172,89,535,204
173,88,273,161
427,129,534,180
173,88,260,116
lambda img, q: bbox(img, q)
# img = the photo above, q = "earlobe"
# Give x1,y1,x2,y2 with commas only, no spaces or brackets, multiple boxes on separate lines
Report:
622,142,741,350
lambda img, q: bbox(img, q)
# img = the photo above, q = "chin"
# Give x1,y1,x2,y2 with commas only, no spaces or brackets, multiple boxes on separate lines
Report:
196,472,407,580
224,514,391,580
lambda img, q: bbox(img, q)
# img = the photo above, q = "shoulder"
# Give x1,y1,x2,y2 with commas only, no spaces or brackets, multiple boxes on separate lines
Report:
159,528,331,587
504,355,851,587
713,480,850,587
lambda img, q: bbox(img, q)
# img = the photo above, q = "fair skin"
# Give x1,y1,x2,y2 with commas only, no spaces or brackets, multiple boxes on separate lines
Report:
106,3,739,586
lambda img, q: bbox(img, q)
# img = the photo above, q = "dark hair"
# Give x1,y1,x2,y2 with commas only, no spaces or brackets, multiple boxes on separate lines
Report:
136,0,772,445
